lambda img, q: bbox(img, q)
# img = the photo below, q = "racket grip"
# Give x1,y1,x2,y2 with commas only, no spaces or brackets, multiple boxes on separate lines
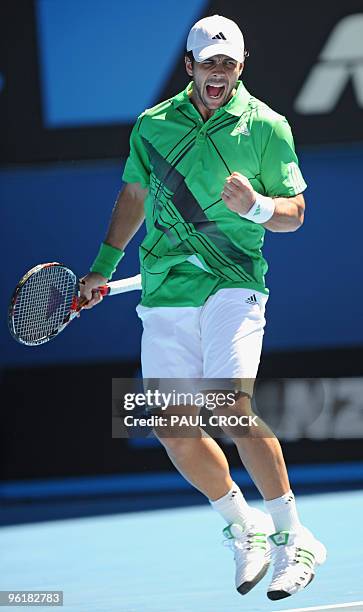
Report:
98,285,111,297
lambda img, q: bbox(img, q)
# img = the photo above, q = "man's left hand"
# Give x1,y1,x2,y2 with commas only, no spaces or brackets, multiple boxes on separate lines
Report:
221,172,256,215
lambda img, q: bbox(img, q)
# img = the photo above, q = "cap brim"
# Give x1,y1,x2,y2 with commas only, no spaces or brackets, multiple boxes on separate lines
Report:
192,43,244,63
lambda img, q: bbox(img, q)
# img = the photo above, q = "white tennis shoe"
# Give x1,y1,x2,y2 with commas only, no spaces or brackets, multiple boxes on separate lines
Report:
223,509,273,595
267,528,327,600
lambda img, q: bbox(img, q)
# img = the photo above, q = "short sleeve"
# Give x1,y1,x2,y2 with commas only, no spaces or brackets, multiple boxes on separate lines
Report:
260,118,307,197
122,116,150,188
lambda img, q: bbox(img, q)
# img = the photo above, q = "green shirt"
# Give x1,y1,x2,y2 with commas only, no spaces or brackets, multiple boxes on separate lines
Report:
122,81,307,307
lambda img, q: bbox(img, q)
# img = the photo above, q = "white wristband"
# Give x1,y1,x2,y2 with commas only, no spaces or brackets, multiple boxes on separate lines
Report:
239,193,275,224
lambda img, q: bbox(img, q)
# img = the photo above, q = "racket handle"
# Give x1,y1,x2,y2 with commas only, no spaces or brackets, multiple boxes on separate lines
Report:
98,285,111,297
106,274,142,295
92,275,142,297
79,275,141,306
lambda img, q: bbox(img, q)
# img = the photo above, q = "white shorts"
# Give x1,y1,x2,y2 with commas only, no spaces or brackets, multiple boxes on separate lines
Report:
136,288,268,381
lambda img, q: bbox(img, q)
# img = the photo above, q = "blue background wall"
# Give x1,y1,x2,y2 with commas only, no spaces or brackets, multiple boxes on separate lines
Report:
36,0,207,126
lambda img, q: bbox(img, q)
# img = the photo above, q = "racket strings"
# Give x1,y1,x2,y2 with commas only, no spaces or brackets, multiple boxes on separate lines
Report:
13,266,77,344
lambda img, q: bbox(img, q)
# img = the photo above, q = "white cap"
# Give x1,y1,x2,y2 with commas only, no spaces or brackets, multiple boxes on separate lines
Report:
186,15,245,63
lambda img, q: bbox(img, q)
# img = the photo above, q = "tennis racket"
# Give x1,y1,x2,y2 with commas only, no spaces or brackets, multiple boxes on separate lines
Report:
8,262,142,346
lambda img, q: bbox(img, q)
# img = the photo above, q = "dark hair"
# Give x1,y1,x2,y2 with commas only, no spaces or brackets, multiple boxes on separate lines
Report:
184,50,249,64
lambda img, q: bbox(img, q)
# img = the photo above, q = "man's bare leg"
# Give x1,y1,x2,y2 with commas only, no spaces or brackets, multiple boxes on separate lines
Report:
154,406,233,500
154,408,255,529
215,394,290,500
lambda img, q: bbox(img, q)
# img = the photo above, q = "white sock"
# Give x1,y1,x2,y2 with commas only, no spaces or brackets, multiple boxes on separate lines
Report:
210,482,253,528
264,490,302,533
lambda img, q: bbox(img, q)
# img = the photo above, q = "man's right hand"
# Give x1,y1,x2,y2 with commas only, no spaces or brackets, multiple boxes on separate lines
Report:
79,272,108,309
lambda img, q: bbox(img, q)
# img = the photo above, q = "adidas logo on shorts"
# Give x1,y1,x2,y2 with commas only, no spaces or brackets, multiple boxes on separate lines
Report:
245,294,258,304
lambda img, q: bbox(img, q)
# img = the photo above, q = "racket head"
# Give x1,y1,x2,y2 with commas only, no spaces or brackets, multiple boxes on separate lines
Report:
8,263,79,346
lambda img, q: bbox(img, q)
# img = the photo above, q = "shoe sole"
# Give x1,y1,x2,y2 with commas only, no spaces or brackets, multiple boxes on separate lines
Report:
267,573,315,600
237,562,270,595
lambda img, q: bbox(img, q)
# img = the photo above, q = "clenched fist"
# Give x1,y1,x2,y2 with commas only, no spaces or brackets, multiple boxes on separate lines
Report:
221,172,256,215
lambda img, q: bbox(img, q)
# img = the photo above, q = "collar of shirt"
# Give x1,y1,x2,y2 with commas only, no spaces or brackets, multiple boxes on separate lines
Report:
171,80,251,117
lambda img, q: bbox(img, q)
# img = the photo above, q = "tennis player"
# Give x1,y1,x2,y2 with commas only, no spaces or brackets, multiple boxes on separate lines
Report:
81,15,326,601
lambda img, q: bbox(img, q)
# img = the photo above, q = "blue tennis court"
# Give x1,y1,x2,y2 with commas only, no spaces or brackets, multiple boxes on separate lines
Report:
1,490,362,611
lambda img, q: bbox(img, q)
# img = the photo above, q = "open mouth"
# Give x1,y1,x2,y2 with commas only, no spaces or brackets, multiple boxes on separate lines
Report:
206,84,225,99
